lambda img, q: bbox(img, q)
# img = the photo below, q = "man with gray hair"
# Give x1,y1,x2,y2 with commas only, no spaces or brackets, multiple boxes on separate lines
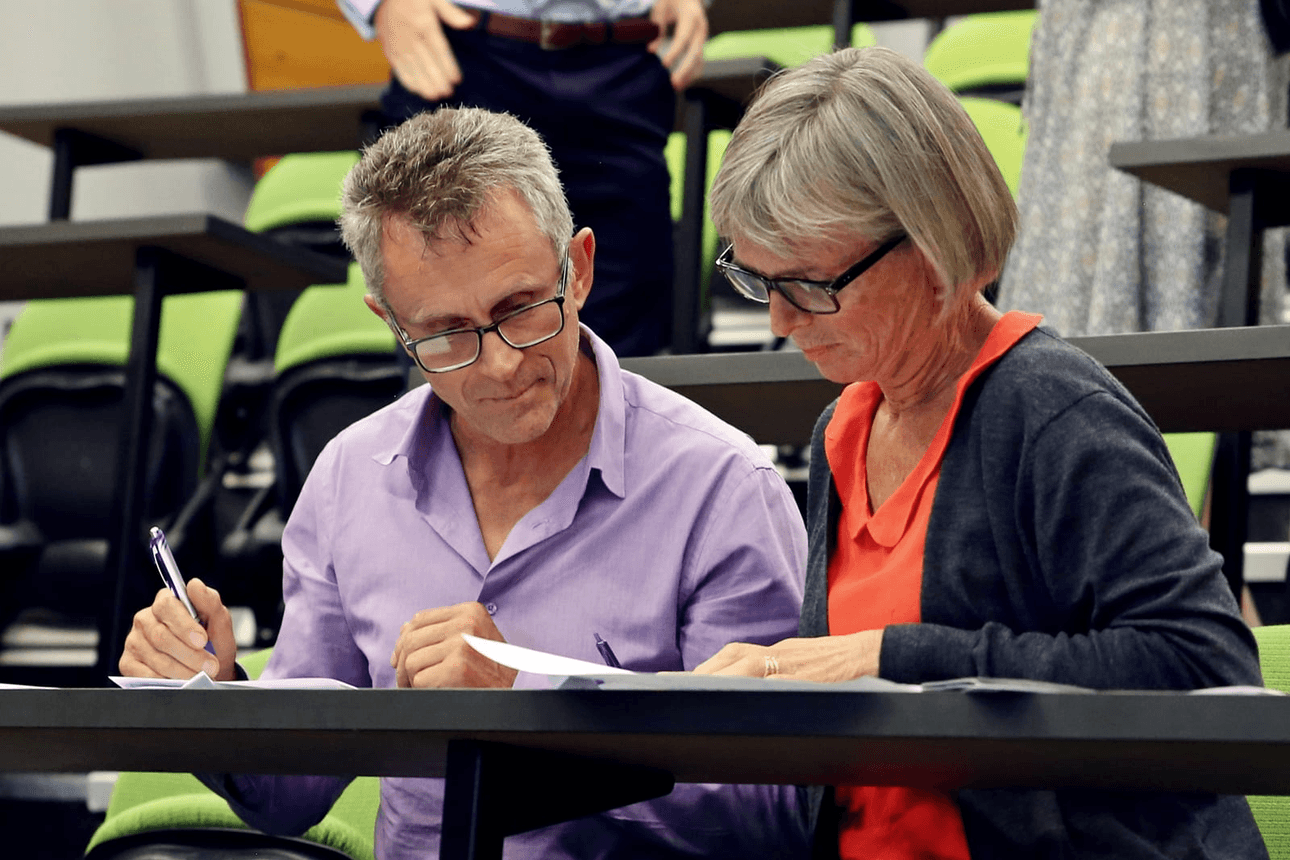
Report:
119,106,810,859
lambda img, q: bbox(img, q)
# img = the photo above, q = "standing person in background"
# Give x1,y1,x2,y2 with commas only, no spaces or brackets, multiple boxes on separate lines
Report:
996,0,1289,338
338,0,708,357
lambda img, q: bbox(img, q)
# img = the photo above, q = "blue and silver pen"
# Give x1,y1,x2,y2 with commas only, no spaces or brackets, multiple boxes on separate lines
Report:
593,632,622,669
149,526,216,656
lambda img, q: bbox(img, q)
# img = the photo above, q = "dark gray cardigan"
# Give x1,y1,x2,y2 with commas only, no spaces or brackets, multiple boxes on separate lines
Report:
801,326,1267,859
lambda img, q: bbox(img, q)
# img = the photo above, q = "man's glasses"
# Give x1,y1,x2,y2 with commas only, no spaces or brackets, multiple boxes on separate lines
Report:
716,233,907,314
392,256,569,373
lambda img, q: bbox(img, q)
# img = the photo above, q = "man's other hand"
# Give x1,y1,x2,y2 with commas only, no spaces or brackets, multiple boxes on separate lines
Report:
390,601,519,688
119,579,238,682
374,0,478,101
649,0,707,90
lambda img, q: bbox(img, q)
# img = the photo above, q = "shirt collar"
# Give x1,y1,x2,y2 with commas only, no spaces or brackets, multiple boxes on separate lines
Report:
581,325,626,499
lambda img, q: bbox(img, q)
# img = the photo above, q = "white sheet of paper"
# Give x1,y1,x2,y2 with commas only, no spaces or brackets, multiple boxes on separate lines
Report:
560,673,923,692
110,674,356,690
0,682,57,690
461,633,634,677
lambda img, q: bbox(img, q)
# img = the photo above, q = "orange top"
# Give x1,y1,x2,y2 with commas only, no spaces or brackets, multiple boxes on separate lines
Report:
824,311,1041,860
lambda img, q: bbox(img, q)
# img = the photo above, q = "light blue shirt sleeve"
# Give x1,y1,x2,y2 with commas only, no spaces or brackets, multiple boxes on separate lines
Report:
337,0,381,40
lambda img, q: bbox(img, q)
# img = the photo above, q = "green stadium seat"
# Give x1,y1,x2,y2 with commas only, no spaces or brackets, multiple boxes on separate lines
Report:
1247,625,1290,858
958,96,1027,198
703,23,875,67
1163,432,1218,521
85,648,381,860
271,262,401,513
243,151,360,238
0,291,242,685
218,264,402,633
924,11,1036,100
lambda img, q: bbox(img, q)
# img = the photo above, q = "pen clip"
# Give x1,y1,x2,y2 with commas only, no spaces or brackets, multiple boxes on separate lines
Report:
593,632,622,669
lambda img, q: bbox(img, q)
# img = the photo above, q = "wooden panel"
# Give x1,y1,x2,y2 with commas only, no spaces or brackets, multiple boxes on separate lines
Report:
250,0,349,22
239,0,389,92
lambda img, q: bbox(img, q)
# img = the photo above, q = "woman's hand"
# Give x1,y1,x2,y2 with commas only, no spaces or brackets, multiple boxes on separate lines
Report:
694,630,884,683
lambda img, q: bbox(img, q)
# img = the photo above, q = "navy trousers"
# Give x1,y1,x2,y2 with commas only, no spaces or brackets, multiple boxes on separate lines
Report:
381,26,677,357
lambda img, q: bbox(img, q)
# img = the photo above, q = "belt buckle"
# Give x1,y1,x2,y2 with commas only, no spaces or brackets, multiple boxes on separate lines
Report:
539,20,565,50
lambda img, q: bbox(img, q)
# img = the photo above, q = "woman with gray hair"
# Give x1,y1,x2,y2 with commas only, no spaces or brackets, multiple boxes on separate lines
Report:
696,47,1267,859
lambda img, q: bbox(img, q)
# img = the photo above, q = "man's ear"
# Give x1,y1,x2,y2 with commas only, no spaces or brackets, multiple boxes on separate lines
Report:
568,227,595,312
364,293,388,322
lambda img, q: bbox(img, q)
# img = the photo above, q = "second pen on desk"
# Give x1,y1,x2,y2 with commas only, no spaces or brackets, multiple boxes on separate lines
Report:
593,632,621,668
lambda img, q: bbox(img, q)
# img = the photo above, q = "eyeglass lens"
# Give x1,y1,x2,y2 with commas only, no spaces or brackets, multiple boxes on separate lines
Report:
413,300,565,371
720,263,841,314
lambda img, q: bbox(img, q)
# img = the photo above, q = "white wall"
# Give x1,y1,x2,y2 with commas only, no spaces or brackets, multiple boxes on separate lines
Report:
0,0,251,331
0,0,251,228
871,19,935,63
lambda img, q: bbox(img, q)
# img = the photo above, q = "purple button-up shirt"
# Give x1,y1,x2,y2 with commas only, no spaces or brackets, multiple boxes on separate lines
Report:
219,329,809,859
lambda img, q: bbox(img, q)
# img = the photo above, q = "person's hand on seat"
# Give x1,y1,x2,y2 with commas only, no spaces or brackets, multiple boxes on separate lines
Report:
119,579,238,681
375,0,479,101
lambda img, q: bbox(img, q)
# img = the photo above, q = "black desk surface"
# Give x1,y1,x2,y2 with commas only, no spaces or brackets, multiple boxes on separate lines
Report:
0,58,772,160
1109,130,1290,214
0,86,386,162
0,214,349,301
708,0,1034,34
2,687,1288,795
622,325,1290,444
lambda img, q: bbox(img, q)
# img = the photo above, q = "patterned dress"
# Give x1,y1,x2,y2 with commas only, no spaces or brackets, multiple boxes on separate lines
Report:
996,0,1289,337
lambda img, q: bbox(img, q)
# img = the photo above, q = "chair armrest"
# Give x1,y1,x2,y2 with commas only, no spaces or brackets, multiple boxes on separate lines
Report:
164,452,232,550
0,518,43,554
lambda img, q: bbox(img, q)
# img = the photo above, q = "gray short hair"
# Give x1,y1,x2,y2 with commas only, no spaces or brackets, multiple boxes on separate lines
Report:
338,107,574,304
710,46,1017,305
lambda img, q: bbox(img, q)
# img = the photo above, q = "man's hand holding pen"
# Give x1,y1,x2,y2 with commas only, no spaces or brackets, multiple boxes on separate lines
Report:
391,601,519,688
119,578,238,682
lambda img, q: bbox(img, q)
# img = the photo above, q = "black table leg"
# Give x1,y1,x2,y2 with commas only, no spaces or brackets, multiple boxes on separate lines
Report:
100,247,165,679
360,108,385,147
1218,169,1264,330
1207,169,1270,599
49,130,76,221
832,0,855,48
1210,430,1253,599
46,128,143,222
672,94,709,356
99,248,245,681
440,740,674,860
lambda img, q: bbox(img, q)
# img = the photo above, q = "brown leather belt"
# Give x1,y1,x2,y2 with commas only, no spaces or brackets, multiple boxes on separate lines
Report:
478,11,660,50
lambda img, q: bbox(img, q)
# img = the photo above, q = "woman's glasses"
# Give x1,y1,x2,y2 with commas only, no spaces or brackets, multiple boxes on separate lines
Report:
716,233,907,314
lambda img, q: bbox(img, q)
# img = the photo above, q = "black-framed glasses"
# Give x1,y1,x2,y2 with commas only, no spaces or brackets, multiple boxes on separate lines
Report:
392,255,569,373
716,233,908,314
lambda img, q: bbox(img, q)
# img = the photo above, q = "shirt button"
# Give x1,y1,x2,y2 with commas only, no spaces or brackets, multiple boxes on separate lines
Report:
485,603,498,615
